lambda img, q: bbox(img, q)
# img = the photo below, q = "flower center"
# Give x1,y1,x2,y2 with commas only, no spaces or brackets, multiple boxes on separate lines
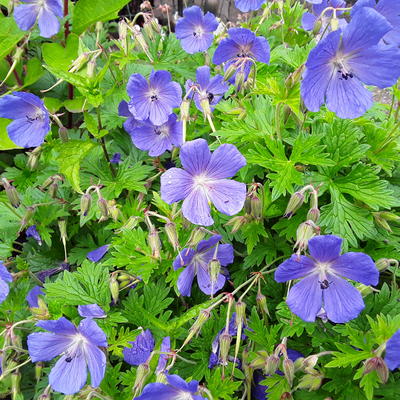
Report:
154,125,169,137
332,55,354,80
236,44,252,58
193,174,210,189
148,88,160,102
64,333,88,361
193,26,204,37
175,391,194,400
26,108,45,124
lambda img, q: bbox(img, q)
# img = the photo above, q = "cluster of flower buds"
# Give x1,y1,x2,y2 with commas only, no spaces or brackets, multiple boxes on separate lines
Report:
80,185,114,223
373,211,400,233
40,174,63,199
110,271,140,304
1,178,21,208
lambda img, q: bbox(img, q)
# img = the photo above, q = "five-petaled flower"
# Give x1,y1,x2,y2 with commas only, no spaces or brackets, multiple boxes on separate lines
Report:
135,374,206,400
14,0,63,38
161,139,247,226
0,262,12,305
127,71,182,126
213,28,270,85
274,235,379,323
235,0,265,12
186,66,229,114
385,329,400,371
173,235,233,296
27,317,108,395
0,92,51,148
301,7,400,119
126,113,183,157
175,5,219,54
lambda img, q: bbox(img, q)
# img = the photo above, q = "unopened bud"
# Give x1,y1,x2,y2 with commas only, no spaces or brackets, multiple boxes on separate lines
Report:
225,215,248,233
294,220,319,253
20,206,36,230
117,216,139,232
48,182,58,198
250,194,263,219
209,258,221,292
224,64,237,81
134,363,150,392
379,212,400,223
150,17,161,33
235,300,246,325
182,309,210,348
80,193,92,217
180,98,191,121
148,227,161,259
58,127,69,142
330,17,339,31
280,393,293,400
143,22,155,40
256,292,270,317
110,275,119,304
356,283,373,297
376,258,398,272
11,370,21,400
285,64,306,90
200,96,212,117
35,362,44,382
97,197,109,221
69,52,89,73
87,59,96,78
165,222,179,250
2,178,20,208
250,350,268,369
108,200,119,221
219,332,232,366
235,70,246,89
186,228,206,247
374,212,392,232
302,355,319,372
31,298,50,320
297,372,323,391
27,147,41,170
283,359,295,386
312,19,322,35
284,191,304,218
264,355,280,375
364,357,389,383
307,207,320,223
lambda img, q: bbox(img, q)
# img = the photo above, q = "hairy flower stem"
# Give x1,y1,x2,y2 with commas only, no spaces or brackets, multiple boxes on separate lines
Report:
1,357,31,376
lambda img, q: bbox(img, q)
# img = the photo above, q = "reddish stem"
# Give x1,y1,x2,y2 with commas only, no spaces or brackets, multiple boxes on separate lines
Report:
6,56,23,87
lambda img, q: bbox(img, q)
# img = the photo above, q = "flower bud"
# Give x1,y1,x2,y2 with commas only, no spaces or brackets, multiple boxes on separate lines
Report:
143,22,155,41
301,355,319,372
80,193,92,217
330,17,339,31
224,64,237,81
294,220,319,253
35,361,44,382
283,358,295,386
31,298,50,320
256,292,270,317
148,227,162,259
181,309,210,348
117,216,140,232
150,18,161,33
219,332,232,366
134,363,150,393
11,370,21,400
250,194,263,220
312,19,322,35
374,212,392,232
264,355,280,375
180,98,191,121
378,212,400,223
307,207,320,223
186,228,206,247
284,191,304,218
364,357,389,383
48,182,58,198
235,70,246,89
225,215,248,233
108,200,119,221
58,127,69,142
235,300,246,326
20,206,36,230
200,96,212,117
250,351,268,369
376,258,398,272
109,275,119,304
209,258,221,293
87,58,96,78
2,178,20,208
356,283,373,297
165,222,179,251
297,372,323,391
27,147,41,170
97,197,109,221
280,393,293,400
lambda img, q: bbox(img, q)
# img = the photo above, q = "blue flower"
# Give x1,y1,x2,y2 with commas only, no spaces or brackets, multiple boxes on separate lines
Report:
123,329,155,366
173,235,234,296
0,92,51,148
186,66,229,113
385,329,400,370
156,336,171,374
127,71,182,126
136,374,206,400
301,7,400,119
27,317,107,395
274,235,379,323
0,262,12,305
26,225,42,245
14,0,63,38
175,6,218,54
78,304,106,319
235,0,265,12
86,245,110,262
26,285,44,308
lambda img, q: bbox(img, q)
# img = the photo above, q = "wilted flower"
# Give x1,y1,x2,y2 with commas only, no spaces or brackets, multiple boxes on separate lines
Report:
110,153,122,164
213,28,270,85
26,286,44,308
302,0,346,33
136,374,206,400
86,245,110,262
77,304,106,319
0,92,51,148
186,66,229,114
123,329,154,366
161,139,247,226
175,5,218,54
0,262,12,305
385,329,400,371
126,70,182,126
127,113,183,157
27,317,107,395
352,0,400,46
36,262,70,282
173,235,233,296
26,225,42,245
156,336,171,374
274,235,379,323
14,0,63,38
235,0,265,12
301,8,400,119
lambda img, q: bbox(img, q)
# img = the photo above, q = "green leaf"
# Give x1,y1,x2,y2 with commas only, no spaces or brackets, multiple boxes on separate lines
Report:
23,58,44,86
54,140,97,193
0,118,20,150
206,368,242,400
72,0,131,35
0,16,24,59
45,260,111,307
42,34,80,71
325,344,373,368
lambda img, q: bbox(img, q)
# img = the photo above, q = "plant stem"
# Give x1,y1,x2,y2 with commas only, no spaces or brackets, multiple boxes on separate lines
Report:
97,108,116,178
